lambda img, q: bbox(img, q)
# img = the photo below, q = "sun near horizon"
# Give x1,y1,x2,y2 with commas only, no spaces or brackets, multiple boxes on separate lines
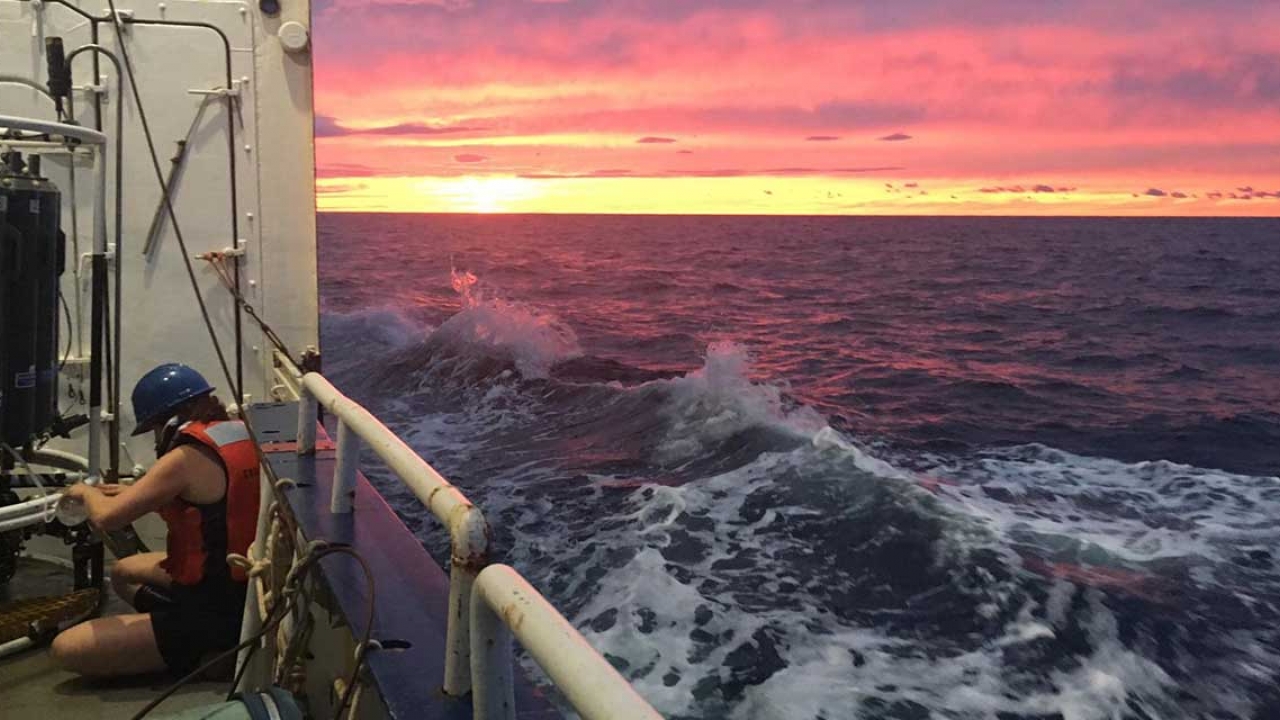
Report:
313,1,1280,217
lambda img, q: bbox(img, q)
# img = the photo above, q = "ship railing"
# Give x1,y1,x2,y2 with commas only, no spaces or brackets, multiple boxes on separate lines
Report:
276,355,661,720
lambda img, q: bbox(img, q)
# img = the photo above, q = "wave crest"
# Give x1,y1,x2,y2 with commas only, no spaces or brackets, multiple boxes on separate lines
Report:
651,342,826,465
430,298,582,379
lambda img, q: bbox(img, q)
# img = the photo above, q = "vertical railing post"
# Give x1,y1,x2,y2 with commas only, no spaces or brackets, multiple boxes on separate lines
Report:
470,574,515,720
443,506,490,696
297,383,317,455
331,419,358,514
234,462,278,692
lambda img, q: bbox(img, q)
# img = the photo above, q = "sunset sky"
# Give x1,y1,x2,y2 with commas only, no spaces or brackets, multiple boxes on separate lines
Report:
313,0,1280,215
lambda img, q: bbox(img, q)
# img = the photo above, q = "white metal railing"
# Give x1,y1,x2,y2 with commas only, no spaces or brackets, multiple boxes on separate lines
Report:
299,372,488,696
472,564,663,720
289,369,662,718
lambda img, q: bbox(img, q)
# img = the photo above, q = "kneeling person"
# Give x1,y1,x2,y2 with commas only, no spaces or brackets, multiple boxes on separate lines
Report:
53,363,260,677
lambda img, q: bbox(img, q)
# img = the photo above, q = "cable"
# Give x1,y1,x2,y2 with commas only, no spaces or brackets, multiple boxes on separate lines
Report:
133,544,377,720
201,254,296,363
3,444,52,515
311,545,376,720
58,290,73,371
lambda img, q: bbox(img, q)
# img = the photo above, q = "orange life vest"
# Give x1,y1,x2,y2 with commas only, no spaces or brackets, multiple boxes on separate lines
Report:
158,420,260,585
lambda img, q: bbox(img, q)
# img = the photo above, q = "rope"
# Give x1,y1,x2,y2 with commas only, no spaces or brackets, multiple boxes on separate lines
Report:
199,252,297,363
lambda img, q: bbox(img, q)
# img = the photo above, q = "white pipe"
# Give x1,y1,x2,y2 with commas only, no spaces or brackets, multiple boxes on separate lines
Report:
0,508,54,533
0,115,107,145
471,565,662,720
331,420,358,513
19,551,76,569
0,140,82,152
0,75,55,102
0,637,35,661
444,506,487,695
471,584,515,720
297,387,317,454
30,448,90,472
0,493,61,522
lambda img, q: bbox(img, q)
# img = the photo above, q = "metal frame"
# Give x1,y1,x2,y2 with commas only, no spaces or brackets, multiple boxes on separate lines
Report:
291,367,662,717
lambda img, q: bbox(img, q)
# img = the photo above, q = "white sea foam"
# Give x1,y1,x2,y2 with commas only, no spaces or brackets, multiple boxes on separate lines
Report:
649,342,826,464
921,445,1280,567
429,298,581,378
549,439,1217,720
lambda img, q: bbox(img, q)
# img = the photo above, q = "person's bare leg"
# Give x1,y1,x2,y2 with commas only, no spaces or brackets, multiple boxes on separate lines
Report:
110,551,171,607
50,614,167,676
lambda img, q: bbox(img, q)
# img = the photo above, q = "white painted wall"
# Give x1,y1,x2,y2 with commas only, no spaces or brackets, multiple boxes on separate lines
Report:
0,0,316,474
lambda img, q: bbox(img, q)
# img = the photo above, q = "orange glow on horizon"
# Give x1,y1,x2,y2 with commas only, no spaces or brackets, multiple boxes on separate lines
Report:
317,175,1279,217
313,2,1280,216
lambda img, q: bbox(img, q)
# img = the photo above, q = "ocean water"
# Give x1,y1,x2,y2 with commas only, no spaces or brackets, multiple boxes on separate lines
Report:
318,214,1280,720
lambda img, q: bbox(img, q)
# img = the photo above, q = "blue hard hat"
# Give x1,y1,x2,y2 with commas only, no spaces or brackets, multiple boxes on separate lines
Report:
130,363,215,436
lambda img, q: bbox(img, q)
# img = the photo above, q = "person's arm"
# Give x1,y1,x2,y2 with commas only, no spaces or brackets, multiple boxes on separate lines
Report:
63,445,203,531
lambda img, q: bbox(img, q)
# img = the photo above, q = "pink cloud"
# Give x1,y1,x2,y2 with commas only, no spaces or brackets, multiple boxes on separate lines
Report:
313,2,1280,197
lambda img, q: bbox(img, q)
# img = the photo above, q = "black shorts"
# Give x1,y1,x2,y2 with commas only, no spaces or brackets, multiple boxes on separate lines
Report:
149,580,247,674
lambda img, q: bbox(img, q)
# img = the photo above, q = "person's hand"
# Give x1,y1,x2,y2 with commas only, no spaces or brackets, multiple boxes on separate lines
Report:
97,483,125,496
62,482,89,500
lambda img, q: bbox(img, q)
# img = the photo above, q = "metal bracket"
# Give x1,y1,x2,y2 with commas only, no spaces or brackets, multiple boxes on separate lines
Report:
105,8,134,25
76,82,109,102
196,238,247,260
78,245,115,274
188,81,242,100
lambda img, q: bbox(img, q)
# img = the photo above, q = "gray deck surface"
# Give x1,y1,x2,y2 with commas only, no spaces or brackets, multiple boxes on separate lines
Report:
0,514,227,719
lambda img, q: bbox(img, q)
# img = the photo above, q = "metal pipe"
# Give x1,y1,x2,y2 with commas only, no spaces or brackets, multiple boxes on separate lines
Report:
445,506,489,695
0,514,47,533
65,45,124,481
0,637,35,661
471,565,663,720
0,493,61,522
65,128,84,358
0,115,106,145
331,420,358,513
0,75,57,105
87,224,105,479
30,448,90,472
297,387,317,454
470,587,515,720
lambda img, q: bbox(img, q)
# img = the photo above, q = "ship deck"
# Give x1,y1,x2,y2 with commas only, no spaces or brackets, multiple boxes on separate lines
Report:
0,514,226,719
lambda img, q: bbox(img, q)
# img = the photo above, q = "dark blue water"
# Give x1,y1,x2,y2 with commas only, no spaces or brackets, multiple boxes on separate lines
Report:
320,214,1280,720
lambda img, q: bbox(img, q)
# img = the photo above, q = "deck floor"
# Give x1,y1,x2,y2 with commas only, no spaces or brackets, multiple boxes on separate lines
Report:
0,514,227,719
